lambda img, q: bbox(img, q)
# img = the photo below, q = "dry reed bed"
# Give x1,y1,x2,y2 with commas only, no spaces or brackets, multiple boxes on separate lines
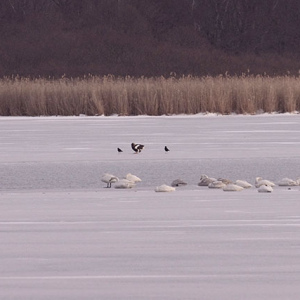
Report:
0,75,300,116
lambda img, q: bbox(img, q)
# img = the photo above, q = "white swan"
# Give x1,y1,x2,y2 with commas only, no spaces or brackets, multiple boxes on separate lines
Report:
208,181,226,189
223,184,244,192
255,177,275,188
258,184,273,193
155,184,176,192
115,179,135,189
101,173,119,188
235,180,252,188
171,179,187,187
198,174,217,186
277,177,298,186
125,173,142,183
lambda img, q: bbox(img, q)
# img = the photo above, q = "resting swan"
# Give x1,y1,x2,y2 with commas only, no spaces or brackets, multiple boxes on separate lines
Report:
155,184,176,192
258,184,273,193
115,179,135,189
208,181,226,189
277,177,299,186
255,177,275,188
218,178,233,184
223,184,244,192
198,174,217,186
234,180,252,188
171,179,187,187
125,173,142,183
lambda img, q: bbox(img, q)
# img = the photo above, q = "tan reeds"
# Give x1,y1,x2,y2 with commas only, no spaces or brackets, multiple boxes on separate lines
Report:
0,75,300,116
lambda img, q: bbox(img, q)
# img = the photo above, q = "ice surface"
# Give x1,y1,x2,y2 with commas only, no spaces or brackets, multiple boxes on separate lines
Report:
0,114,300,299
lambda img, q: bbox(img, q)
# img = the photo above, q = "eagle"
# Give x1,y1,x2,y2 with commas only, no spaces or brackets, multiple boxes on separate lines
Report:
131,143,144,153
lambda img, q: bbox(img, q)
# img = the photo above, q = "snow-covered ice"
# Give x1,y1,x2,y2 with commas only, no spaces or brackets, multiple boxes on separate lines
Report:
0,114,300,299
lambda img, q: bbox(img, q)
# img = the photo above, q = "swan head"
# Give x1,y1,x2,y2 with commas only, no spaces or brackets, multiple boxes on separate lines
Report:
255,177,263,183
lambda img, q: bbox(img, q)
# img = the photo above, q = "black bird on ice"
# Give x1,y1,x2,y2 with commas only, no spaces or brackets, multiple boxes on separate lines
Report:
164,146,170,152
117,147,123,153
131,143,144,153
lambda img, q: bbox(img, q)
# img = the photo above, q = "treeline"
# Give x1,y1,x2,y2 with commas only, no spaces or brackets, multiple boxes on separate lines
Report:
1,0,300,77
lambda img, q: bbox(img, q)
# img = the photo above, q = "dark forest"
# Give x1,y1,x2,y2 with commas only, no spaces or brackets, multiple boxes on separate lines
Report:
1,0,300,78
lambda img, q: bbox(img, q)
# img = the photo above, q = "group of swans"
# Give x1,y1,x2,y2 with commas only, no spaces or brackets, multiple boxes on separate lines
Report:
101,173,177,192
102,172,299,193
254,176,300,193
198,175,252,191
101,173,181,192
101,173,142,189
255,177,275,193
198,175,300,193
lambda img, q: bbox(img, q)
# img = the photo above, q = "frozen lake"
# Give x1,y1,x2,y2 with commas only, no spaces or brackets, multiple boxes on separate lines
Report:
0,114,300,299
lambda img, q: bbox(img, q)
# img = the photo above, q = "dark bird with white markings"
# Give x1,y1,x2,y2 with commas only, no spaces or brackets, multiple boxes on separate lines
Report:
131,143,144,153
117,147,123,153
165,146,170,152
